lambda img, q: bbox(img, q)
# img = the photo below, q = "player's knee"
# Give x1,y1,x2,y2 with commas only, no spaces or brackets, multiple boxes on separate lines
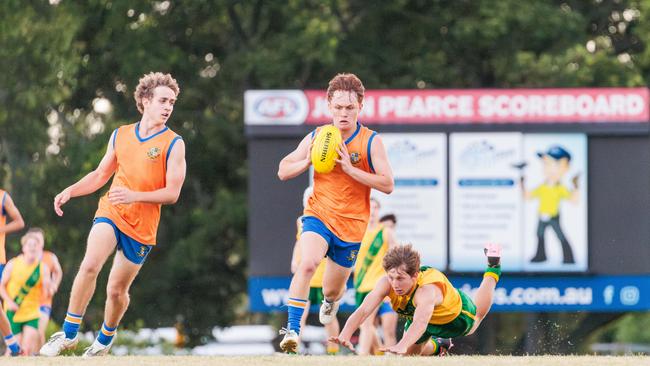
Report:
297,261,318,277
107,284,130,303
78,260,101,277
322,286,342,300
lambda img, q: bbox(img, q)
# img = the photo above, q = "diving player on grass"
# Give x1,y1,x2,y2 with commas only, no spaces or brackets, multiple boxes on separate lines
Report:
331,243,502,356
277,73,394,353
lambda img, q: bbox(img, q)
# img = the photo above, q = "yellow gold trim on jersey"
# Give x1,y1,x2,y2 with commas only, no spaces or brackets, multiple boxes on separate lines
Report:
461,310,476,320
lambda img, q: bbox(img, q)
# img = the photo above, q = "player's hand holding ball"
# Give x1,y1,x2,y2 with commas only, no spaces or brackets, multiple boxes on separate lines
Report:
335,142,353,174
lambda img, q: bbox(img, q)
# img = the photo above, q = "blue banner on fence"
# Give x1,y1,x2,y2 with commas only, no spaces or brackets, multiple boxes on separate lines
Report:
248,275,650,312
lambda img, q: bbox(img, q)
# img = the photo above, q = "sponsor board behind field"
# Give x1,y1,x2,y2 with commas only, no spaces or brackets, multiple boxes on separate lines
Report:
245,88,650,125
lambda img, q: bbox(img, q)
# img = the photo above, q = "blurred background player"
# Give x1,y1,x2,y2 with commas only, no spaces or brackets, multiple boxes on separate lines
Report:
0,231,51,355
353,199,398,355
277,73,394,353
24,228,63,350
40,72,186,357
289,186,340,355
332,243,501,356
376,213,399,351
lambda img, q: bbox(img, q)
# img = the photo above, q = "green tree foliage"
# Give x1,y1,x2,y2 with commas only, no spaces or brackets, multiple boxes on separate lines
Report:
0,0,648,347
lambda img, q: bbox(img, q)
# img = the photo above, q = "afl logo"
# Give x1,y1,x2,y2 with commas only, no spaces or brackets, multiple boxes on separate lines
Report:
245,90,308,125
254,97,299,118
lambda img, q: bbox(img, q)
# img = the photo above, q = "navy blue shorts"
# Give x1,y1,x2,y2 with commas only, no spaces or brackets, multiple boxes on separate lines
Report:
301,216,361,268
93,217,153,265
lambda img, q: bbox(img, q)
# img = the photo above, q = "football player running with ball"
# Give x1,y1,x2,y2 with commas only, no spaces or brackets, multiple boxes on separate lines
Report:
277,73,394,353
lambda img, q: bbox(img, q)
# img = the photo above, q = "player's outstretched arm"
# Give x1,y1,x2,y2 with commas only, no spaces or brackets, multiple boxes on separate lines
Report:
0,261,17,312
335,135,394,194
54,133,118,216
40,263,52,299
0,193,24,234
330,276,391,351
109,139,187,205
384,226,398,250
278,134,312,181
290,218,301,274
48,253,63,295
382,284,441,355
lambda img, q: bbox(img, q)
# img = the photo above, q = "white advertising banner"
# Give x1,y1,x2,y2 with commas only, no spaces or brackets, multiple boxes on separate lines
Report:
521,134,588,271
450,133,524,271
375,133,447,268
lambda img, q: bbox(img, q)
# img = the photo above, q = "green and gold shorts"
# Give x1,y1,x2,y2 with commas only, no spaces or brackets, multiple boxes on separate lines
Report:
405,290,477,344
309,287,325,306
6,311,39,335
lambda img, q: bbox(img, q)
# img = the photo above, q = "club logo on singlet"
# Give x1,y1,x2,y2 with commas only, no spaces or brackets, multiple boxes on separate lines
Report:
350,152,361,165
147,147,161,160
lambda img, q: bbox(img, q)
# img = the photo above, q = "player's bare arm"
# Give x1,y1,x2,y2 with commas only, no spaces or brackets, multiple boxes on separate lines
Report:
278,134,312,181
329,276,391,351
290,218,301,274
54,133,118,216
108,139,186,205
41,263,52,299
0,194,24,234
0,261,17,311
49,253,63,295
336,135,394,194
382,284,441,355
384,225,398,250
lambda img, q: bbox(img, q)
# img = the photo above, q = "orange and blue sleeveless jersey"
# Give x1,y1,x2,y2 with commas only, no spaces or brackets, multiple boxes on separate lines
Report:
304,122,378,243
0,189,8,264
95,122,182,245
388,267,463,325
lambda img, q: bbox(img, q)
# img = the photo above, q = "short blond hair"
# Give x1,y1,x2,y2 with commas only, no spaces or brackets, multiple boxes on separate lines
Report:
134,72,180,113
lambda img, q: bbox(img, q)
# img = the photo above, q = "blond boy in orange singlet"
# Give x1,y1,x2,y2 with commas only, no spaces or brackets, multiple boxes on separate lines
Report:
40,72,186,357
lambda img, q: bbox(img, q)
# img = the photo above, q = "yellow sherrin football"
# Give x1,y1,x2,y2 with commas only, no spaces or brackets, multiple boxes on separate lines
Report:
311,125,342,174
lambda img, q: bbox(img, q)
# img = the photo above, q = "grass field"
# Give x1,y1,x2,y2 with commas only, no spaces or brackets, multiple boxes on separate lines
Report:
0,355,646,366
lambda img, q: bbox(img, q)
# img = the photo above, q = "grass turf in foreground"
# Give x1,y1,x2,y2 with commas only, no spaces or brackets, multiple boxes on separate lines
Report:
0,355,647,366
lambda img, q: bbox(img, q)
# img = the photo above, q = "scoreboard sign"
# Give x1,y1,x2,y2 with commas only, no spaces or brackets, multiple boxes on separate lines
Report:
245,88,650,125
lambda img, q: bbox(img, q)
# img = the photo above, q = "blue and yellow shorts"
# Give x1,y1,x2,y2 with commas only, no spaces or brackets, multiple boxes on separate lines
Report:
301,216,361,268
93,217,153,265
